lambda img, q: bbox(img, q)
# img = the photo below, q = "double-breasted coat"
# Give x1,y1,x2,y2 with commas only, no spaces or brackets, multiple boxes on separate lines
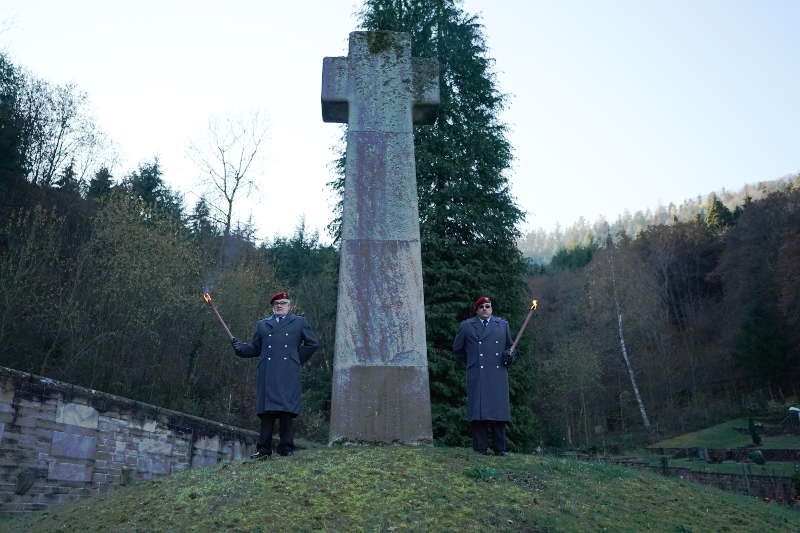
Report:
236,314,319,415
453,316,513,422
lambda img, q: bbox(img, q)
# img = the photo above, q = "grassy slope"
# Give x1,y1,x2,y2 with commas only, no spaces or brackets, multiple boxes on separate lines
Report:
3,446,798,533
651,419,800,449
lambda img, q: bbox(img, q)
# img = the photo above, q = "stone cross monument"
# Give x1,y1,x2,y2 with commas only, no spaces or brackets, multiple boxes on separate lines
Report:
322,31,439,444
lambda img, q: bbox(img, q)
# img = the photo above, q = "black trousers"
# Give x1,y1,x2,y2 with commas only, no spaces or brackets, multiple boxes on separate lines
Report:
471,420,506,454
258,411,295,455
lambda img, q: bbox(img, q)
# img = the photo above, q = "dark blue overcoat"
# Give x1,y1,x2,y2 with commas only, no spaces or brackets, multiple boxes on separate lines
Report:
236,314,319,415
453,316,513,422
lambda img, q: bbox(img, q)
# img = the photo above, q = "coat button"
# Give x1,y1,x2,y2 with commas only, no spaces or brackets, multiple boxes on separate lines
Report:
496,365,500,369
496,340,499,343
268,334,272,337
480,365,484,369
268,345,271,348
478,341,482,344
285,333,288,336
267,357,271,360
496,353,499,356
284,344,288,348
283,357,287,360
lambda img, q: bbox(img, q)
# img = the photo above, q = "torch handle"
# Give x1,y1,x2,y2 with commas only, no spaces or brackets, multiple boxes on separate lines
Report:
209,302,234,340
509,309,534,354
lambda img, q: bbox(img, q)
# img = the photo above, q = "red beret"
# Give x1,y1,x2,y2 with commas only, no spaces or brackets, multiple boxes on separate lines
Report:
473,296,491,310
270,292,290,304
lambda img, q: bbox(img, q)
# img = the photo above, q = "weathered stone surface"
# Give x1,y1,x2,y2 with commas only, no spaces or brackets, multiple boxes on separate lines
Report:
136,455,170,475
194,436,220,452
191,453,218,468
323,31,438,444
56,403,98,430
48,462,91,482
341,133,418,241
335,240,426,367
322,32,439,131
329,366,432,444
0,422,4,443
0,384,14,413
137,438,172,455
51,432,96,460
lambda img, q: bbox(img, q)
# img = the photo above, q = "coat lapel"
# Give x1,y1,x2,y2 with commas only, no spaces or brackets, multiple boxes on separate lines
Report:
271,314,295,332
470,316,486,340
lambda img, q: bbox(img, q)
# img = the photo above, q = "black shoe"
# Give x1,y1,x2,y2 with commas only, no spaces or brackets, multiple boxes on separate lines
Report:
278,450,294,457
250,449,272,460
496,451,509,457
475,450,488,455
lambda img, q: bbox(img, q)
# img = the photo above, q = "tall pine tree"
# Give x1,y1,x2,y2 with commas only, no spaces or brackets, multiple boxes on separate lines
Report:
331,0,539,449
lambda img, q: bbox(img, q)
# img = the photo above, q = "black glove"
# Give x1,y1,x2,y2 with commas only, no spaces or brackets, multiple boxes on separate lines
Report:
501,349,515,368
231,337,245,353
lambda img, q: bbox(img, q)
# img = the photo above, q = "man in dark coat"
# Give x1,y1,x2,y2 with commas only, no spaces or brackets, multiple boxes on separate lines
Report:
453,296,514,456
231,292,319,459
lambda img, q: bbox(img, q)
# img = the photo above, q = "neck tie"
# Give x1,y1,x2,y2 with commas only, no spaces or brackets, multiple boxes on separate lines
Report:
482,319,488,328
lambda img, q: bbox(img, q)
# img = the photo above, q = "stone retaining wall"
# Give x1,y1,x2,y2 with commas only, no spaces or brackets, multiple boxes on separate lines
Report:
652,447,800,462
0,366,258,513
657,466,796,502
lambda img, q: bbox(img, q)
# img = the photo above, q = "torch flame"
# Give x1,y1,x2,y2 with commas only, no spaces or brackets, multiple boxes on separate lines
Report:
203,293,211,303
531,299,539,311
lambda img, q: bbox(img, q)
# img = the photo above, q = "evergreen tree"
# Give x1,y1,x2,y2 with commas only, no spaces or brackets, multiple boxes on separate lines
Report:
334,0,538,449
732,298,790,390
0,54,26,193
87,167,113,199
123,159,183,219
705,195,733,231
54,159,81,196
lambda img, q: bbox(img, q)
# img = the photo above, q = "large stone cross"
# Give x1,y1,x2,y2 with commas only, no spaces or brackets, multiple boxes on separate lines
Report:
322,31,439,444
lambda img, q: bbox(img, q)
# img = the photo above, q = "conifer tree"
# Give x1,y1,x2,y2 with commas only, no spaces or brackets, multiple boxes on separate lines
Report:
705,195,733,231
331,0,538,449
87,167,113,199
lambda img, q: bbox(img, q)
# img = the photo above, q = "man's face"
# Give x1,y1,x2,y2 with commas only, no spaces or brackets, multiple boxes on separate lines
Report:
272,299,291,317
476,302,493,320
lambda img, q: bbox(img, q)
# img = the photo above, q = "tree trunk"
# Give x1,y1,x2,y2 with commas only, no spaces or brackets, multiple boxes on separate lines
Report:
607,242,651,428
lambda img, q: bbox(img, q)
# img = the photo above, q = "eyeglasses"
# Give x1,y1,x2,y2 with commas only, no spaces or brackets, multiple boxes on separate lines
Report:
273,300,290,306
479,304,492,309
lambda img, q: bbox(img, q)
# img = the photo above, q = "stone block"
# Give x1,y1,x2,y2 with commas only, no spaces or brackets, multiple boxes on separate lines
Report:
136,455,170,475
48,462,91,482
194,436,220,452
51,432,96,460
330,365,432,444
137,438,172,455
56,403,98,430
0,422,4,443
141,420,158,433
191,453,218,468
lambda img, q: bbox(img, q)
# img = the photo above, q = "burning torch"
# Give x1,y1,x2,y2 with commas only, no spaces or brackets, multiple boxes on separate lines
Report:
203,292,234,340
509,298,539,356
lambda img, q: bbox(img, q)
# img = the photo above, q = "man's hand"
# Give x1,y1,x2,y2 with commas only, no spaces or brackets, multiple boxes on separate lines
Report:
501,349,515,368
231,337,245,353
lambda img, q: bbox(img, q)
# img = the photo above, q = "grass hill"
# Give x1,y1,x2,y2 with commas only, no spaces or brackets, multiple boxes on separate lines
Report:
3,446,798,532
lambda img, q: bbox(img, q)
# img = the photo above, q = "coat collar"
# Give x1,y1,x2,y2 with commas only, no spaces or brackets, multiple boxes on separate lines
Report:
470,315,493,339
267,313,295,329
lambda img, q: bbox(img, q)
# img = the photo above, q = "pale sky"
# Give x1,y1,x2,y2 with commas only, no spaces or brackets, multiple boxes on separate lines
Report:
2,1,798,243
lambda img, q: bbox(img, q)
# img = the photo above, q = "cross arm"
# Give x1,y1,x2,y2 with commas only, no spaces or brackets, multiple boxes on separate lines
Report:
412,58,440,125
322,56,349,123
